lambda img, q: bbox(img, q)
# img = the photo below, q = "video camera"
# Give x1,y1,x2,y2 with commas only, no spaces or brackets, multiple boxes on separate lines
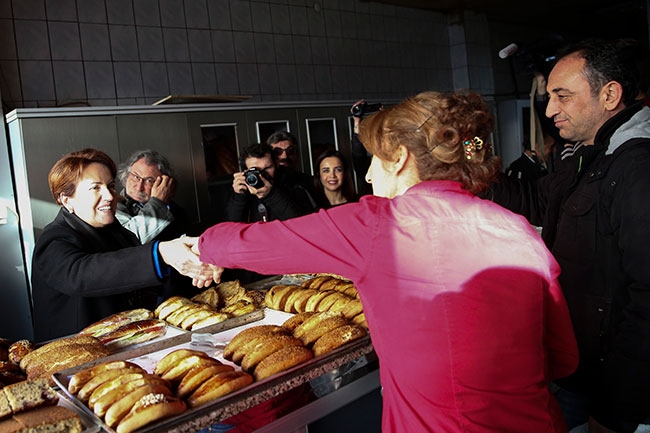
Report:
352,101,383,118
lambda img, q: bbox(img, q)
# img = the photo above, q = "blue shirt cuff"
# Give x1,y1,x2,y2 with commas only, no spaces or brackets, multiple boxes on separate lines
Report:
152,241,171,279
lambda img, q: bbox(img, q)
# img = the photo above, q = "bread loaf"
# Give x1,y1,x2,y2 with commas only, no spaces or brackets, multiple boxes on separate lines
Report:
253,346,313,381
0,405,82,433
312,324,367,356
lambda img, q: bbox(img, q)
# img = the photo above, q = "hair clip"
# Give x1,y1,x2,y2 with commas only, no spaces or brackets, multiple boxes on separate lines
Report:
416,113,434,132
463,137,484,160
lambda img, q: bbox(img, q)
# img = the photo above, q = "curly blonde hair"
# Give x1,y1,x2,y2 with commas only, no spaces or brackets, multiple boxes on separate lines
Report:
358,91,501,194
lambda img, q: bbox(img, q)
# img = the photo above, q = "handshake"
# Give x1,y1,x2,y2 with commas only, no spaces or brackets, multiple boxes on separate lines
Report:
157,237,223,288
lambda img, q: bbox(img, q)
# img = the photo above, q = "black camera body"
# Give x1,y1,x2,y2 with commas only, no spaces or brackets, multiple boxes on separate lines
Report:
244,168,265,189
352,102,383,118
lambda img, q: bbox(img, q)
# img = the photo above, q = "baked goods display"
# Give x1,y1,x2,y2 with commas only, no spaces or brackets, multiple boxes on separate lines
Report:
19,335,111,384
79,309,167,349
264,275,368,328
154,280,263,331
223,311,367,381
0,378,58,418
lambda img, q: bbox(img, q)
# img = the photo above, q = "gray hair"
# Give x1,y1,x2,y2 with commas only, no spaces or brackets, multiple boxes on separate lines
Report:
117,149,175,187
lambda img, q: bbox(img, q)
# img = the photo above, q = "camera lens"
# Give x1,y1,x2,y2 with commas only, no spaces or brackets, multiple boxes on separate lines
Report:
244,169,264,188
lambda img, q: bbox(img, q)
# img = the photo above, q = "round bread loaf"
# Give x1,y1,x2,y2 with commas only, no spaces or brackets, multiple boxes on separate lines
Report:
304,290,335,312
187,371,253,408
281,312,317,333
293,311,343,340
222,325,286,361
253,346,313,381
240,334,304,373
7,340,34,366
312,324,367,356
299,315,349,346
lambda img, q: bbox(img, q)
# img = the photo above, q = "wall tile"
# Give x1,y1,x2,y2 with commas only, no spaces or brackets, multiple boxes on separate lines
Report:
53,60,86,101
106,0,134,25
273,34,294,64
185,0,209,29
19,60,54,100
167,62,193,94
250,2,272,33
310,36,328,65
296,64,315,94
188,29,213,62
110,25,139,61
292,35,311,65
141,61,170,96
289,5,308,35
0,2,12,19
0,61,22,104
12,0,45,20
160,0,185,28
237,63,259,95
80,24,110,61
163,28,190,62
212,30,236,63
137,26,165,62
270,4,291,34
192,62,217,94
45,0,76,21
329,64,348,93
339,11,356,39
84,61,116,98
0,19,16,60
49,22,82,60
233,31,255,63
307,8,326,37
276,64,298,94
207,1,231,30
77,0,107,23
134,0,161,26
214,62,239,94
14,20,50,60
114,61,143,97
324,9,341,38
355,12,372,40
229,1,252,32
254,33,275,64
258,63,279,94
313,65,331,94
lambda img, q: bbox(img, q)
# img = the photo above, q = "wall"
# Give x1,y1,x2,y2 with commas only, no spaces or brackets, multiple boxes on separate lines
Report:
0,0,467,109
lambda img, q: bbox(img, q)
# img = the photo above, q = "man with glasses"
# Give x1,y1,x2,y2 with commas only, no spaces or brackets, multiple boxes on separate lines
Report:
117,150,188,244
266,131,318,213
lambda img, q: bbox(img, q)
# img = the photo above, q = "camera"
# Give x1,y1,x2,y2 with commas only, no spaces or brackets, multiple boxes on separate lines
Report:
352,101,383,118
243,168,265,189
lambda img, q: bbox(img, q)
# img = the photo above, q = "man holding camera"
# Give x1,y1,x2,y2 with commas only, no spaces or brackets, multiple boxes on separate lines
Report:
224,143,306,224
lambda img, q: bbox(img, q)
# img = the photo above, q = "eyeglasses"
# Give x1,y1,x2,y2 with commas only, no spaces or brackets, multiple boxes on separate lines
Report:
127,171,156,186
272,146,297,157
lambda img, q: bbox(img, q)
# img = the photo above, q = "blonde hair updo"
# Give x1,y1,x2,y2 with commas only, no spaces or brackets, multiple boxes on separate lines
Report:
358,91,502,194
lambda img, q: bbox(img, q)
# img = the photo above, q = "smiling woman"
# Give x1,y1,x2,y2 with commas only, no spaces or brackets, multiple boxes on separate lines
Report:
30,148,213,342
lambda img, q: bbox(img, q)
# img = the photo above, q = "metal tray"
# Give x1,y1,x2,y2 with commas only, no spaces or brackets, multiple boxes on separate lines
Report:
52,309,373,433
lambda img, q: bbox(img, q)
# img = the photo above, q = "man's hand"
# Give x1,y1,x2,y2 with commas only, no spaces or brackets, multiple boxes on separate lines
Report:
158,237,217,288
191,240,225,284
151,175,175,204
232,172,248,194
249,175,272,199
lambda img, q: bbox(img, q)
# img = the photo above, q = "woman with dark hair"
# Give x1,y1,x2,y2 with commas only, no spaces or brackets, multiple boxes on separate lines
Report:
31,148,212,341
313,149,358,208
193,91,579,432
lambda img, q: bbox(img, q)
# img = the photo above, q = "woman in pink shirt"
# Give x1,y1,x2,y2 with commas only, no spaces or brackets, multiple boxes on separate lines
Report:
196,91,579,433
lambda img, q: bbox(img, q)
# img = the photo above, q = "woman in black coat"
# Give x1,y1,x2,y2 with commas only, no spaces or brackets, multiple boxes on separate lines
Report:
31,148,212,342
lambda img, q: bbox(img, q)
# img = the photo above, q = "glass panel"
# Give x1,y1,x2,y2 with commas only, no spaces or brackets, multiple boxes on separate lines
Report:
305,118,338,176
256,120,290,144
201,123,239,223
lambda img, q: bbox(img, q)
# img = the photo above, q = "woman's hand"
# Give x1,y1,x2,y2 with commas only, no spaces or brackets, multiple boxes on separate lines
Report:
191,239,224,284
158,237,218,288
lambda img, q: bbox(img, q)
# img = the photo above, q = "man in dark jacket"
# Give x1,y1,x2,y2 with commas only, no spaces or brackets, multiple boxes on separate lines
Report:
488,39,650,432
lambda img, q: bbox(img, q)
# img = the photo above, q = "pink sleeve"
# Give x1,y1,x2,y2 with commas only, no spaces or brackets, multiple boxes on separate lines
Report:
198,199,380,282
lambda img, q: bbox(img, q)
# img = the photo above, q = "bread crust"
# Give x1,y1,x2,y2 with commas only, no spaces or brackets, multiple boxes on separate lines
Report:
253,346,313,381
281,312,317,333
176,364,235,399
104,384,171,429
222,325,285,361
299,315,349,346
304,290,335,312
115,393,186,433
92,374,169,418
187,371,253,408
153,349,212,376
312,324,367,356
241,334,303,373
